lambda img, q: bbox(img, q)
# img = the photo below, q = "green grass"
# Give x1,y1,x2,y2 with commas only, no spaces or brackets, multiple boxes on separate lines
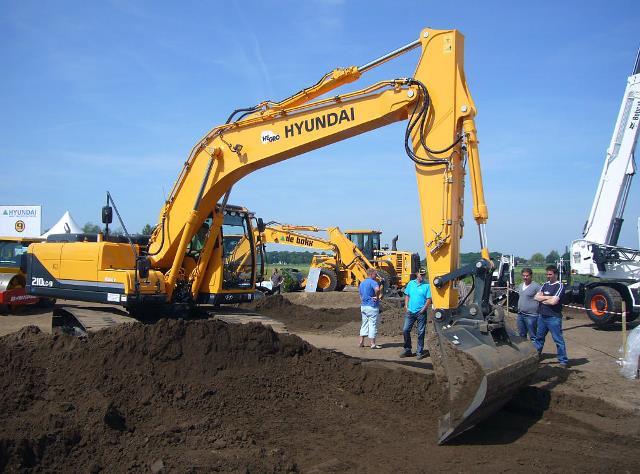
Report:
262,263,311,277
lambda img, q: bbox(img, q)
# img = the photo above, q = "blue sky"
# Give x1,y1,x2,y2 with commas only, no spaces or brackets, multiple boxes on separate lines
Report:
1,0,638,259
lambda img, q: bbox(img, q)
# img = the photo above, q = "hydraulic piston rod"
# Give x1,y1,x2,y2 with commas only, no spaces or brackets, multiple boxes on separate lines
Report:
358,39,421,73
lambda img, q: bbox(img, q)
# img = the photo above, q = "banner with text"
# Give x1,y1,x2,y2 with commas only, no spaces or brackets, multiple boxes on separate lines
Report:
0,205,42,237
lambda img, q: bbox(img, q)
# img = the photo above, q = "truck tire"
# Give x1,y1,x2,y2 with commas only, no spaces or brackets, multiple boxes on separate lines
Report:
585,286,622,326
317,268,337,292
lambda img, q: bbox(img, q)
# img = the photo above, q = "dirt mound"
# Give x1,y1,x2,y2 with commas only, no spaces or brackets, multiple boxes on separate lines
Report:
2,317,639,472
254,294,411,337
282,291,361,309
0,320,438,472
253,295,360,332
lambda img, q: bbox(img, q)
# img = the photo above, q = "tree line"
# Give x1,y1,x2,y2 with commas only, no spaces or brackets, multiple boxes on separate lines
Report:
459,249,569,266
82,223,154,236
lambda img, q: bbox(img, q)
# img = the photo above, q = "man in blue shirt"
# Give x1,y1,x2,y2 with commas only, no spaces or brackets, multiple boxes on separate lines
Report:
400,268,432,360
534,265,569,368
358,268,382,349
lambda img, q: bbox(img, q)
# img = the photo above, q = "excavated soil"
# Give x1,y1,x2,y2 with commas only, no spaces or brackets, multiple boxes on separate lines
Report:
0,321,438,472
253,295,407,336
1,314,640,472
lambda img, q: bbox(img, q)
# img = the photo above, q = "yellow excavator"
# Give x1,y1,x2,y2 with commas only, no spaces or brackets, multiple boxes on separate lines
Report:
25,27,538,443
253,223,418,293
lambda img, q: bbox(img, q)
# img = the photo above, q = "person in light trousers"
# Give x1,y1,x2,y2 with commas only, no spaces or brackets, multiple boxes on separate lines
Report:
358,268,382,349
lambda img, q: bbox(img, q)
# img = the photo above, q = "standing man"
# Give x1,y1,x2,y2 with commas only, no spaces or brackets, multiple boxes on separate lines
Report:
534,265,569,368
516,267,541,342
270,268,284,295
358,268,382,349
400,268,432,360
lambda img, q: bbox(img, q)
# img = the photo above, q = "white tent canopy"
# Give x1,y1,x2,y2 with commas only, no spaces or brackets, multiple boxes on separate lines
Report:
41,211,83,238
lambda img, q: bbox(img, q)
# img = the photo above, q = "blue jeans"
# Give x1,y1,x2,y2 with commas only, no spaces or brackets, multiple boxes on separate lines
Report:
534,315,568,364
517,312,538,342
403,311,426,355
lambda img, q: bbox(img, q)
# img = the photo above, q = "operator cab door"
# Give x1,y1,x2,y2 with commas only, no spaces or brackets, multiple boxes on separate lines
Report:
221,210,255,290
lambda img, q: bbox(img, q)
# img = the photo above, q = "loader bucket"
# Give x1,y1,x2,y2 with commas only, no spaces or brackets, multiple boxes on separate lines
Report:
427,316,538,444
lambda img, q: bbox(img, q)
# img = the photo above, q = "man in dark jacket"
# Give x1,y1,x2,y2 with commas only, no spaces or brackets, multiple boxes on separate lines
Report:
534,265,569,368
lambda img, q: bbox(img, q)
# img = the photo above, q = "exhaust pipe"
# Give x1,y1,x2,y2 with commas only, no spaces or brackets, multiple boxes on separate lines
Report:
391,235,398,251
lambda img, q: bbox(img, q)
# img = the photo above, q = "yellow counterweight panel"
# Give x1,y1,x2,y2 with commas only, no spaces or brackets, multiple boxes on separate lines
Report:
58,243,100,283
29,243,62,279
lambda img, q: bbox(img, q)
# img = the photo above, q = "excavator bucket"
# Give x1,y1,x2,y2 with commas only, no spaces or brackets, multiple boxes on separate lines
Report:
427,315,539,444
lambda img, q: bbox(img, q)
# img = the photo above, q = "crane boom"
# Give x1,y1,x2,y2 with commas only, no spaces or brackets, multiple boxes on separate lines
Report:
567,48,640,327
582,52,640,245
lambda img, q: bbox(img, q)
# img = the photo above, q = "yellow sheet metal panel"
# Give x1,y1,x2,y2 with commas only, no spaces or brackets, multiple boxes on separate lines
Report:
59,243,100,282
29,242,63,279
97,269,165,296
97,243,136,270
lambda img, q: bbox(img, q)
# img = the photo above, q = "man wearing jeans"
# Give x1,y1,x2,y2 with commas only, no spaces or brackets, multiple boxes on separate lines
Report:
534,265,569,368
358,268,382,349
517,268,541,342
400,268,432,360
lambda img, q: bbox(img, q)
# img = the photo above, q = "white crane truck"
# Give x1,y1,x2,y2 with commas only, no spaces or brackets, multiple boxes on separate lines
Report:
567,48,640,326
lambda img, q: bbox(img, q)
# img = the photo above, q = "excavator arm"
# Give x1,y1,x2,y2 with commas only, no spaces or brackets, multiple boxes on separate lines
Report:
149,30,481,306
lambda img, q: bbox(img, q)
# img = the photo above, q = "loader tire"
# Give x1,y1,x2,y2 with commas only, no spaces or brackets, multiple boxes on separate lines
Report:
585,286,622,327
316,268,338,292
376,269,393,296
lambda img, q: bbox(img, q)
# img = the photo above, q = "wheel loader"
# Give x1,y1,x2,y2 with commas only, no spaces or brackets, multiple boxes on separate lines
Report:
25,27,538,443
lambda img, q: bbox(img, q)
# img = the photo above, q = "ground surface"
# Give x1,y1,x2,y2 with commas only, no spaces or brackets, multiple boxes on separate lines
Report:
0,292,638,472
